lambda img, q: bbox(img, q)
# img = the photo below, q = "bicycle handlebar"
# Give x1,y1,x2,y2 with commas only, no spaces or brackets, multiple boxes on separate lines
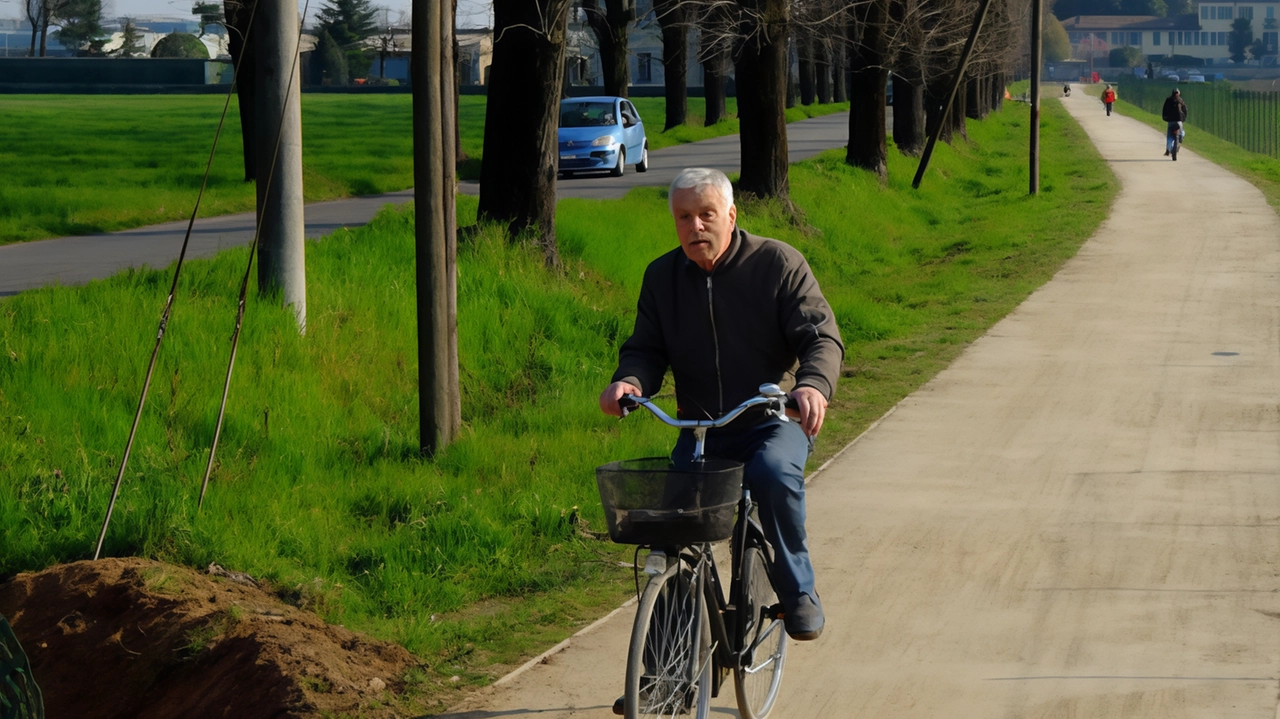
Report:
618,383,798,429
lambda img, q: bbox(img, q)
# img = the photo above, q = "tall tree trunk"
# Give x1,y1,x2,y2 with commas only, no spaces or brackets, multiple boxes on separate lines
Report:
831,43,846,103
846,0,888,180
925,78,952,144
797,35,815,105
38,18,47,56
734,0,790,201
815,39,831,104
583,0,632,97
479,0,570,264
225,0,257,182
700,2,730,126
965,76,981,119
990,71,1004,112
949,75,967,139
655,0,687,130
704,49,727,125
28,21,38,56
892,73,925,155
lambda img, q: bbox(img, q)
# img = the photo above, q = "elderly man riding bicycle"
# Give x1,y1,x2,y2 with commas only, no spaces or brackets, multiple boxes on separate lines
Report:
599,166,844,642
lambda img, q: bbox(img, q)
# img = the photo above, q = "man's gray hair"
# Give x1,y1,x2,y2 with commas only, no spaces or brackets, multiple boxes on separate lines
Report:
669,167,734,213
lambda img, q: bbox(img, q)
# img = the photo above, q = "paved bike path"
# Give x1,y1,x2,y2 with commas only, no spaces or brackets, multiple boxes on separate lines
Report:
438,91,1280,717
0,112,855,297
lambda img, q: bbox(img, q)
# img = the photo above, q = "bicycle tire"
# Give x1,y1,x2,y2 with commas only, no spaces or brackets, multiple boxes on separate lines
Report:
733,544,787,719
625,561,712,719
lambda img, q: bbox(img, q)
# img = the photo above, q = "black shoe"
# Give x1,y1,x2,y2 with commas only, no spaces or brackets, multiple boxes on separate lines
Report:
1164,150,1170,156
783,593,824,641
613,696,625,715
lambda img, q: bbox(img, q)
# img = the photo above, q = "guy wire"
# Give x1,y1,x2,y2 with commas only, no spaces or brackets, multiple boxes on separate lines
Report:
93,0,261,560
199,0,313,510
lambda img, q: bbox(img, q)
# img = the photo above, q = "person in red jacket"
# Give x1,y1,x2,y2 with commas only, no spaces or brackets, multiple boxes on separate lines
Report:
1102,85,1117,116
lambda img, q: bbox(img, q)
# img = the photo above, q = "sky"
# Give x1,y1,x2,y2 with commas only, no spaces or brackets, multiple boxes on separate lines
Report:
0,0,491,28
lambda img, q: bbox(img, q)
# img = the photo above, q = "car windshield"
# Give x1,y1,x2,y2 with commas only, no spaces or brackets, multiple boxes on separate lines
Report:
560,101,616,128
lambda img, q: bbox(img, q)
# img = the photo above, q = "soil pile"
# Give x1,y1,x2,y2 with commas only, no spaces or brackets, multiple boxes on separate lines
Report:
0,558,424,718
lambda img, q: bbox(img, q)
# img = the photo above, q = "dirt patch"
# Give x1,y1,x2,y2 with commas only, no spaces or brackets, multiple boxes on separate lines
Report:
0,558,427,718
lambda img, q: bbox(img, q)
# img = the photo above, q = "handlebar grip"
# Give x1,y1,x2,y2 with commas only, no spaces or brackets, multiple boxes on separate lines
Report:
618,394,639,417
783,395,799,412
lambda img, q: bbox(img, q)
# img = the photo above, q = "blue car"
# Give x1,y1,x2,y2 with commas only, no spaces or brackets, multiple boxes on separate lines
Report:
558,96,649,178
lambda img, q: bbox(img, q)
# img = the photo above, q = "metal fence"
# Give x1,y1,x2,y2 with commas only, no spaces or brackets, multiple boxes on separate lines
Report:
1119,80,1280,158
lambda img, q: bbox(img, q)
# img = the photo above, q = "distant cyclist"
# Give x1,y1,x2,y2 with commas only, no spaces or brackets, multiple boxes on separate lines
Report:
1162,88,1187,157
599,167,844,642
1102,84,1116,116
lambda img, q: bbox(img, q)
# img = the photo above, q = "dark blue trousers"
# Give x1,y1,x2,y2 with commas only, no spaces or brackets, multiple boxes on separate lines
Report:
672,417,815,607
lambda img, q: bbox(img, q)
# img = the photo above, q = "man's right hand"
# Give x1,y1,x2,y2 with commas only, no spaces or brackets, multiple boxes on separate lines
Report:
600,381,643,417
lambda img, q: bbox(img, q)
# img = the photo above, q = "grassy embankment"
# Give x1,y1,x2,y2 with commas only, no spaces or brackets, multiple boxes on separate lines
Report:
0,97,1115,712
0,94,848,245
1095,83,1280,211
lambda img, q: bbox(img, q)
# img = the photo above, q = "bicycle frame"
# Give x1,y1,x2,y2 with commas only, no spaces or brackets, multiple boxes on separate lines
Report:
621,384,792,705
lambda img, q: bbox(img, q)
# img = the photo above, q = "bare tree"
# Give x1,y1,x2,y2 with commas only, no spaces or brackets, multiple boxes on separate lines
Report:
25,0,45,56
847,0,889,178
698,0,733,126
224,0,257,181
654,0,690,130
734,0,792,201
581,0,633,96
478,0,572,264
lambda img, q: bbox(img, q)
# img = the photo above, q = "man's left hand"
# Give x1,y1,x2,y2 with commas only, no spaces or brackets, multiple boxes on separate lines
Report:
788,386,827,438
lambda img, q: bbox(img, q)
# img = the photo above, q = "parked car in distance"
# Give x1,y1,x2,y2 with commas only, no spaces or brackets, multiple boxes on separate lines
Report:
557,97,649,178
1186,74,1206,82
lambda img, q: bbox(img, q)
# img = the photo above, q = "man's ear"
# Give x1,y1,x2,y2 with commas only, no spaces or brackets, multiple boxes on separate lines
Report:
728,204,737,226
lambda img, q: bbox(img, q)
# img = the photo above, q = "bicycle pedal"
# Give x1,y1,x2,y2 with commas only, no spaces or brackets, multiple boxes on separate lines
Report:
765,603,786,619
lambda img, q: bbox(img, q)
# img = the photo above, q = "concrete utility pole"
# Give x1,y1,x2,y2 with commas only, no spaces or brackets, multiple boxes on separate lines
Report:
1030,0,1043,195
255,0,306,332
412,0,461,455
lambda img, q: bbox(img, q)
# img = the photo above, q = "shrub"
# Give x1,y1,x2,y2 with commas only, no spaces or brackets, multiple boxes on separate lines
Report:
150,32,209,59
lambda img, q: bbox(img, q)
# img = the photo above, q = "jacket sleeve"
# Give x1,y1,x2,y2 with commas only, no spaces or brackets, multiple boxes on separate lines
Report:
778,256,845,400
611,267,669,397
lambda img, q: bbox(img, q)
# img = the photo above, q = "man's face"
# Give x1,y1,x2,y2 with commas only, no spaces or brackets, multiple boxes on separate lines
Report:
671,185,737,272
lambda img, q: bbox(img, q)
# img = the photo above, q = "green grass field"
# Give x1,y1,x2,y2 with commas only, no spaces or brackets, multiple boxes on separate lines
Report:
0,96,1115,711
0,94,847,246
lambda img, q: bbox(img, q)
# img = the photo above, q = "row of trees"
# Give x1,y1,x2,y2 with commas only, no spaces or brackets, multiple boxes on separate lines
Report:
474,0,1030,265
23,0,105,56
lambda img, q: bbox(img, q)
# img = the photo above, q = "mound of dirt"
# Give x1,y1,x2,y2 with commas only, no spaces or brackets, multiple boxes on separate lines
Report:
0,558,423,719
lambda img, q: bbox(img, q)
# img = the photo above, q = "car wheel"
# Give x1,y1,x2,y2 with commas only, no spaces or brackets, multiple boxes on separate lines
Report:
636,143,649,173
611,147,626,177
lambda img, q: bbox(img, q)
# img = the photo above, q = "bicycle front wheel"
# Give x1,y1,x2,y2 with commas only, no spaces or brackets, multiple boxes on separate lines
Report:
625,560,712,719
734,544,787,719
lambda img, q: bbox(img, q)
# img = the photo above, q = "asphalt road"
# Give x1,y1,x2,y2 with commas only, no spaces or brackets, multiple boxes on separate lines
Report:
437,91,1280,717
0,111,858,296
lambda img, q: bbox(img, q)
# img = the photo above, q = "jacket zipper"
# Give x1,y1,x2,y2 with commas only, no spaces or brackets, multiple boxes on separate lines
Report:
706,276,724,416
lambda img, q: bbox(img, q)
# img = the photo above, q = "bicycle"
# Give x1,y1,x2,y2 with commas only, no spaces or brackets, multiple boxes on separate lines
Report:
1168,121,1184,161
597,384,796,719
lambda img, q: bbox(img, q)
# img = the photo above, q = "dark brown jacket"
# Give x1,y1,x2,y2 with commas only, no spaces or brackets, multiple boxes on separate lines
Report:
612,228,844,421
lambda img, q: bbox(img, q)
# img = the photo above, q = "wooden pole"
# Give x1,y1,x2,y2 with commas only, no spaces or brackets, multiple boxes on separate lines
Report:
1030,0,1042,195
412,0,458,455
911,0,994,189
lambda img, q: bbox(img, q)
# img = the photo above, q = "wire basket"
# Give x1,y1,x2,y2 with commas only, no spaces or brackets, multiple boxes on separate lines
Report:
595,457,742,545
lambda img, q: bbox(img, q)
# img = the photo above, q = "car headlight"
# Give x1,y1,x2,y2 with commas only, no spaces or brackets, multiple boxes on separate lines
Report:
592,135,616,147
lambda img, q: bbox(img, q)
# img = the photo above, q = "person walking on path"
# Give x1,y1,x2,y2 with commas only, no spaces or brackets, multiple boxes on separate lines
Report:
1162,88,1187,158
599,167,844,644
1102,85,1117,116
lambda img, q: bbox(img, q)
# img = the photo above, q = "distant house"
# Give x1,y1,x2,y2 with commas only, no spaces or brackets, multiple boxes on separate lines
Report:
1061,3,1280,66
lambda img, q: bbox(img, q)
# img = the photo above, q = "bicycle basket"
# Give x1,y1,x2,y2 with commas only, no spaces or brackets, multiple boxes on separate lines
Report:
595,457,742,545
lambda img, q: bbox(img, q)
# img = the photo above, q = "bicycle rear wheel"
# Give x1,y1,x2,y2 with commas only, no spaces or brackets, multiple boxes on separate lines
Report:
733,544,787,719
625,560,712,719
